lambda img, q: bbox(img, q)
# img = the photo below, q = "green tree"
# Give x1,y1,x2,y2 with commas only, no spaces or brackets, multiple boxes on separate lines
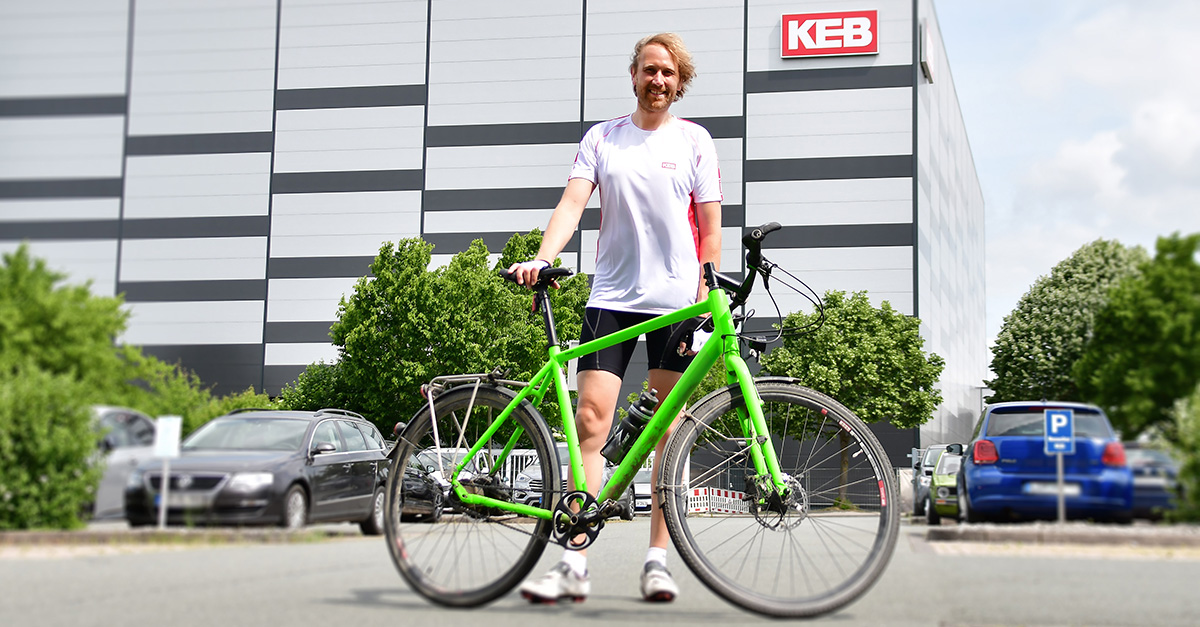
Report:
1075,232,1200,442
760,290,945,430
987,239,1147,403
328,233,589,432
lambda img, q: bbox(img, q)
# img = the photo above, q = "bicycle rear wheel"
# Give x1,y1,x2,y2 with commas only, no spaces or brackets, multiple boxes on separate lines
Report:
385,384,560,607
660,380,899,618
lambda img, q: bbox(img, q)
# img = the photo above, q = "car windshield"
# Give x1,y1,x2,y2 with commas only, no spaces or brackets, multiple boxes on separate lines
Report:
935,454,961,475
183,417,309,451
415,449,480,473
1126,448,1174,466
922,448,942,469
985,409,1112,438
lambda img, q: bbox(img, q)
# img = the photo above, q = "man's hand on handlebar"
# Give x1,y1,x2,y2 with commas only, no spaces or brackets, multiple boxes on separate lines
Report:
506,259,552,288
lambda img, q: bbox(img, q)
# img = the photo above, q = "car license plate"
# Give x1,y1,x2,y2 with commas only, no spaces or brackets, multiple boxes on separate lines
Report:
1023,482,1080,497
155,492,209,508
1134,476,1168,487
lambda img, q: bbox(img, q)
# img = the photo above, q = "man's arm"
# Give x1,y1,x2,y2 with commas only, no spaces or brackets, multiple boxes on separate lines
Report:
695,200,722,301
508,177,595,286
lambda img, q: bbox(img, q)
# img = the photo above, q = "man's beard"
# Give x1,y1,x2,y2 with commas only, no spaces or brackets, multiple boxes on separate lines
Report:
635,82,675,112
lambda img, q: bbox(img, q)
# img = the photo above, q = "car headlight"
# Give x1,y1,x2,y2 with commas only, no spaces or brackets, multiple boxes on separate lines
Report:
227,472,274,492
919,476,931,486
937,487,949,499
126,469,144,489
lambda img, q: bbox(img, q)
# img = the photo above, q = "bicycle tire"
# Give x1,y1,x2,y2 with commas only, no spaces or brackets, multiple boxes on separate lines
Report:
660,379,899,618
385,384,560,607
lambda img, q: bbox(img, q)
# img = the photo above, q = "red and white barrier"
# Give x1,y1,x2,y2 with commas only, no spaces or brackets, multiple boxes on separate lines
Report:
687,487,750,514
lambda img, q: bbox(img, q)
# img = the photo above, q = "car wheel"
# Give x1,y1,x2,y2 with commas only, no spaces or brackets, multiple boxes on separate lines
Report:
425,491,443,523
282,485,308,531
925,496,940,525
958,481,984,523
359,488,385,536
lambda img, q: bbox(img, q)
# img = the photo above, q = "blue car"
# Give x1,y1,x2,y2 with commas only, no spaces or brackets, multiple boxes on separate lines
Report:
957,401,1133,524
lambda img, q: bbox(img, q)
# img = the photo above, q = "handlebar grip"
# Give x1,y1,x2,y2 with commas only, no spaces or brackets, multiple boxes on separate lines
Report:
742,222,782,248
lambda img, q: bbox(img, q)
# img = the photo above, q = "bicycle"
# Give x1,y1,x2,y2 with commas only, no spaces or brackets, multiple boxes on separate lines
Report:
383,222,899,618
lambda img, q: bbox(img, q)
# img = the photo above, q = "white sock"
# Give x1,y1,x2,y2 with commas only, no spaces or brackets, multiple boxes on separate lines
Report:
645,546,668,567
561,550,587,576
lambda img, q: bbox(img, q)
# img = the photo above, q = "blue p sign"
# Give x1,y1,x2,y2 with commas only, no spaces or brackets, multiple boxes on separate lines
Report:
1044,409,1075,455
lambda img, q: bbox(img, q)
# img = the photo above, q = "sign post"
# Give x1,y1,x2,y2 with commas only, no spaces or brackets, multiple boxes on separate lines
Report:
153,416,182,530
1044,409,1075,524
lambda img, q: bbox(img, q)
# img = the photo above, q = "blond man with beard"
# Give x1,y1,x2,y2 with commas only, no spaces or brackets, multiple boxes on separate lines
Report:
508,32,722,604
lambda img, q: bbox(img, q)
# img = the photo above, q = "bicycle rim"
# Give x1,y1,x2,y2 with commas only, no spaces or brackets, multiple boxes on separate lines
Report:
661,381,899,618
385,384,559,607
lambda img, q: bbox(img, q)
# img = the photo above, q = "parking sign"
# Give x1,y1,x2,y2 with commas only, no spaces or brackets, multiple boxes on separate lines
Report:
1044,409,1075,455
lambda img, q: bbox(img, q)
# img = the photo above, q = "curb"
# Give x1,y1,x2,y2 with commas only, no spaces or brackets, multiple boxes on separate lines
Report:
926,522,1200,548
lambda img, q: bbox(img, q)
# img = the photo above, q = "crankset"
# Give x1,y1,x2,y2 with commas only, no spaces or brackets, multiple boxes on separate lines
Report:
551,490,606,550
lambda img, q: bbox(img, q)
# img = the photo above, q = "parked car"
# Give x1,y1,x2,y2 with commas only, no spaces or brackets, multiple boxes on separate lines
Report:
92,406,158,520
511,443,635,519
632,467,653,513
957,401,1133,524
912,446,946,516
1125,443,1180,519
926,452,961,525
125,408,389,534
399,459,444,522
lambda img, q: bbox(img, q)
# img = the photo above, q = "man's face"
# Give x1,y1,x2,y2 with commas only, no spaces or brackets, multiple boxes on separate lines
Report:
631,43,679,114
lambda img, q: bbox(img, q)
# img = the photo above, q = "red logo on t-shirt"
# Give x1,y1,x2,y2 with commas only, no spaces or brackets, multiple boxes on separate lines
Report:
662,162,676,170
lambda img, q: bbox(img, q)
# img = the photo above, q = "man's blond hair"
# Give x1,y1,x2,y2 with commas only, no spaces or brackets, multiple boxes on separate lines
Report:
629,33,696,101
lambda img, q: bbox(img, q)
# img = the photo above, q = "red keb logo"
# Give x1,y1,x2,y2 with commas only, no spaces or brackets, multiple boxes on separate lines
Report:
781,10,878,58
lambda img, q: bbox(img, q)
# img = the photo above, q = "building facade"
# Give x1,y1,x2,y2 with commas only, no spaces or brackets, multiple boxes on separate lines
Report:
0,0,986,456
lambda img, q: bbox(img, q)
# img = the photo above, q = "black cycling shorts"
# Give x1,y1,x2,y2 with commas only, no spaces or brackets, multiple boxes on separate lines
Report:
577,307,695,378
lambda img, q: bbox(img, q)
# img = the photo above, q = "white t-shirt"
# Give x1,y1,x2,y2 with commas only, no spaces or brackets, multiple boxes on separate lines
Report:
570,115,722,314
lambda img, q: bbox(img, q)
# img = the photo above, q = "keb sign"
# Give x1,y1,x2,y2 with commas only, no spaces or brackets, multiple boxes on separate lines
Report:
782,11,878,58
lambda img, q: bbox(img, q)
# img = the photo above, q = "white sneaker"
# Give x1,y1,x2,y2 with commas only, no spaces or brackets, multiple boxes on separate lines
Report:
519,562,590,604
640,562,679,602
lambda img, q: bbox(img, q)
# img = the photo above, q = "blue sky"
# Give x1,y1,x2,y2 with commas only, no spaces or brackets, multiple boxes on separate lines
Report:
935,0,1200,347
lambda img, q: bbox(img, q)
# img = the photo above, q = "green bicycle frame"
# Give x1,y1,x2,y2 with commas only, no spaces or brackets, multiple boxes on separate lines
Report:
443,282,786,521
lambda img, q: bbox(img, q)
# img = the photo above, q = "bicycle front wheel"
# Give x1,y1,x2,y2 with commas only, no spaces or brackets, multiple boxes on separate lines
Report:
385,383,560,607
660,380,899,618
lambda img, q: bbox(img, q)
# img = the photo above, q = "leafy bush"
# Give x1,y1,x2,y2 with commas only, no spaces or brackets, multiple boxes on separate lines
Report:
276,361,353,414
1169,383,1200,522
0,360,101,530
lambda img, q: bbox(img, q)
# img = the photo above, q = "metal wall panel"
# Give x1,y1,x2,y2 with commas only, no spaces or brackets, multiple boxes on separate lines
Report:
427,1,582,125
278,0,428,89
746,178,912,226
269,190,421,258
127,0,277,136
119,237,268,282
0,239,119,296
747,88,912,159
274,106,425,172
266,277,358,322
0,117,126,180
124,154,272,218
122,301,265,345
0,0,129,97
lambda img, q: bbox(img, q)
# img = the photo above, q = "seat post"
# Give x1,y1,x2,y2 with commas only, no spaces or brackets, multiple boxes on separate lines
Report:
535,288,559,348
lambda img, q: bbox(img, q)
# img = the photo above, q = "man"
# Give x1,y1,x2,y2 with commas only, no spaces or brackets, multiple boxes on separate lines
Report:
507,32,722,604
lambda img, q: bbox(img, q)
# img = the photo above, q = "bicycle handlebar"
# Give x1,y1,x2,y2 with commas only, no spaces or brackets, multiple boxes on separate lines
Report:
498,266,573,291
